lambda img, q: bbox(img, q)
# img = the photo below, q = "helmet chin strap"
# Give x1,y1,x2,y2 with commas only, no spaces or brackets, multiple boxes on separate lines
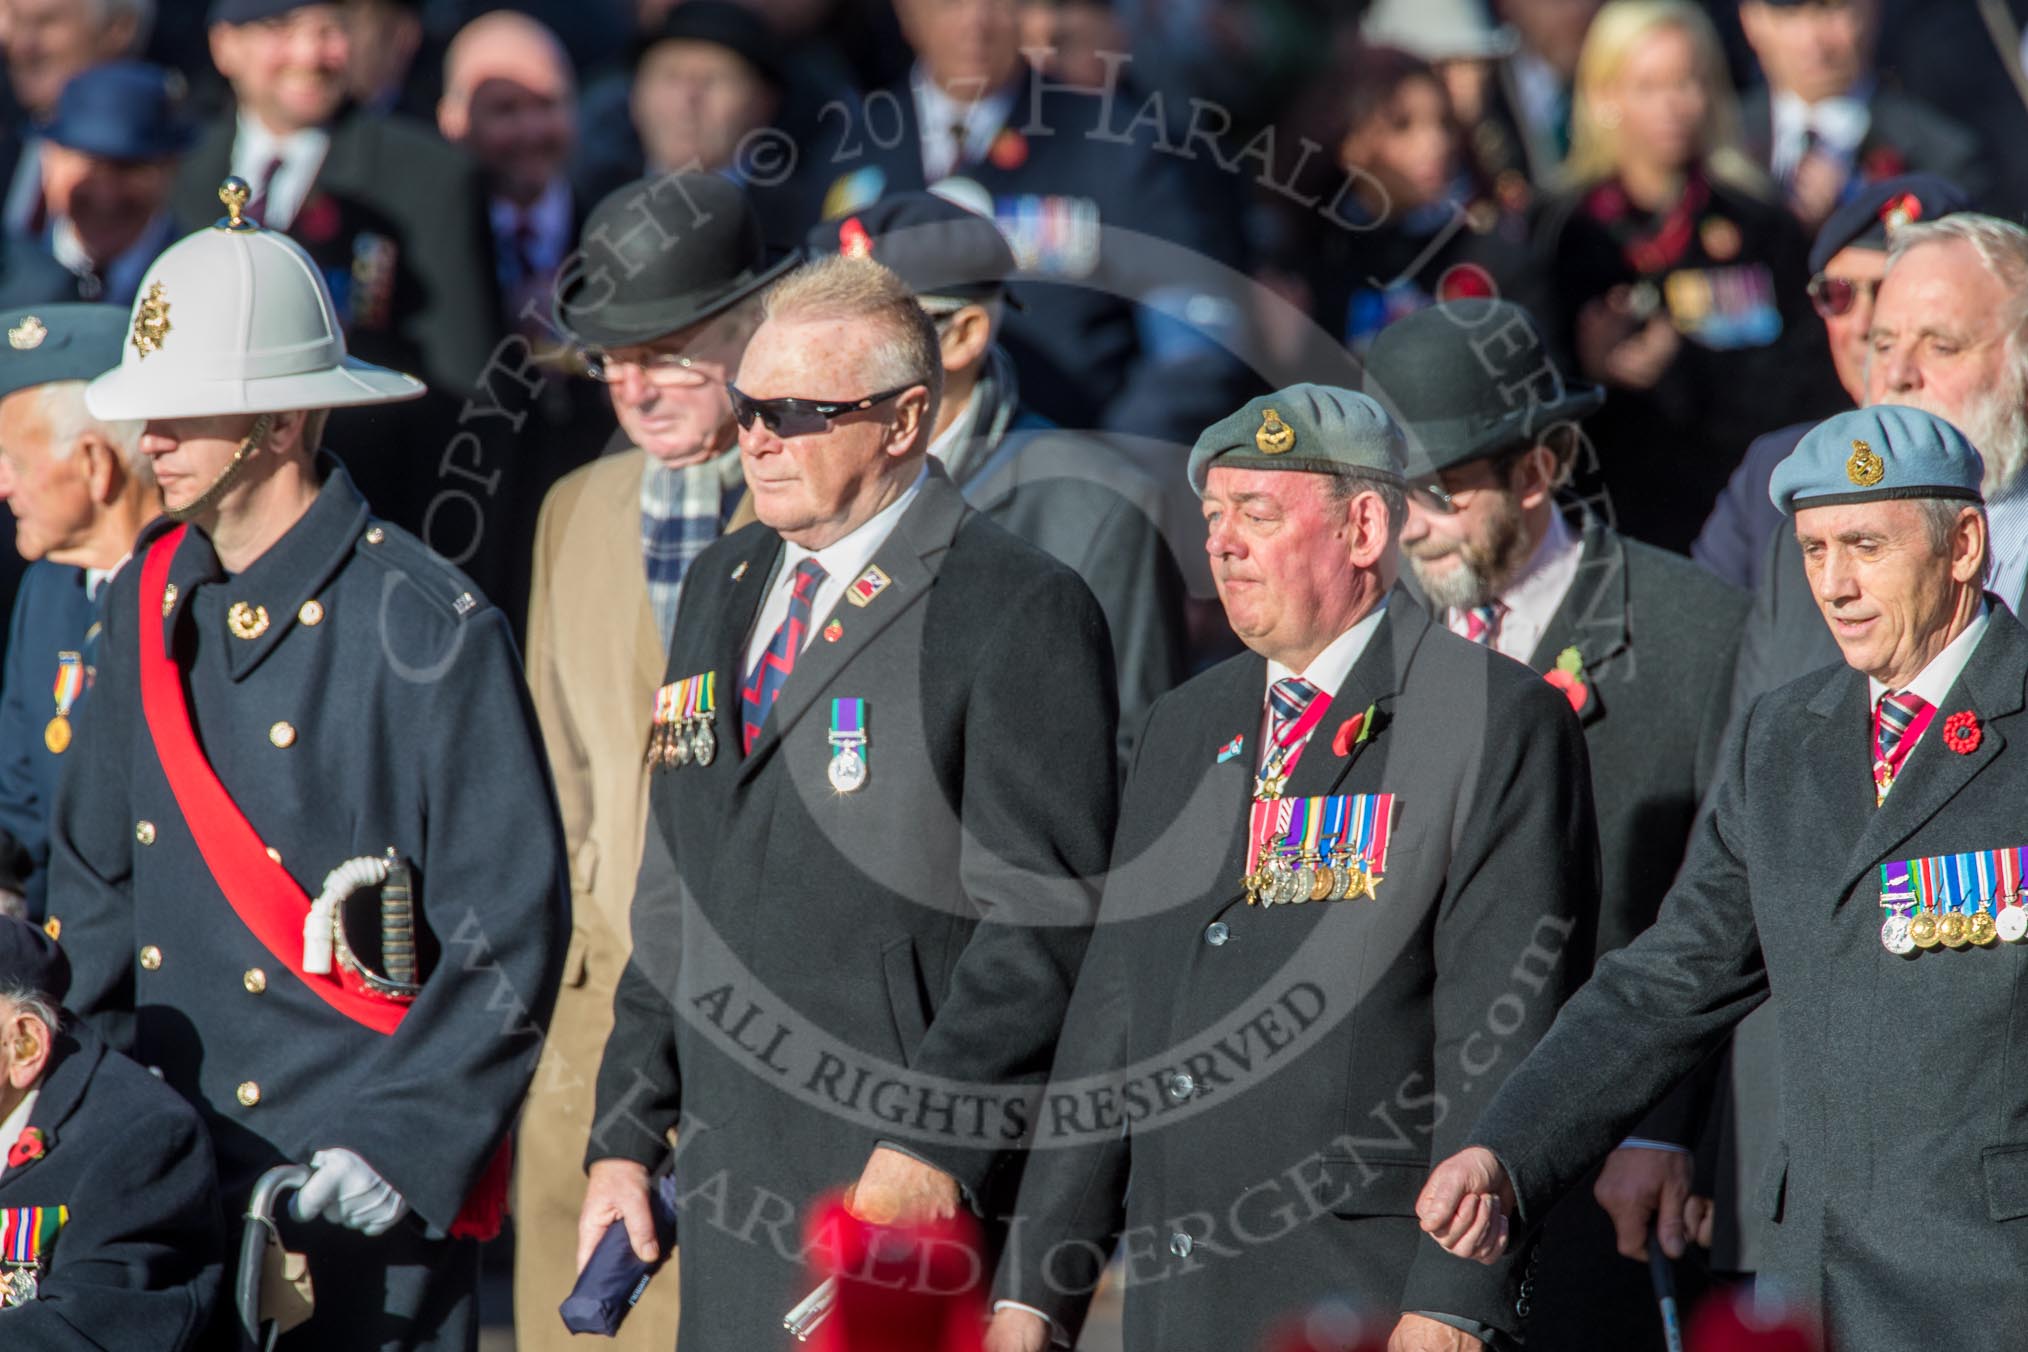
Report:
163,413,273,524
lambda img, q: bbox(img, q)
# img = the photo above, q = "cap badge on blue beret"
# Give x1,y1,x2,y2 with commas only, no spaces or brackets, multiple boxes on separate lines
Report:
1847,438,1885,487
131,281,171,360
1881,192,1922,236
8,315,46,350
1255,408,1295,454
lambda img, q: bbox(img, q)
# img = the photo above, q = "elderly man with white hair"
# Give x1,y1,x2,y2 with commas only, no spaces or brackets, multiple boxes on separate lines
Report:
0,303,157,925
0,913,224,1343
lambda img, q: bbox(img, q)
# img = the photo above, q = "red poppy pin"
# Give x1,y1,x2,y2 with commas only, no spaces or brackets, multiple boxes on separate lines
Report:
1943,710,1982,755
989,128,1028,171
295,193,340,246
7,1127,46,1169
1333,702,1380,756
1545,646,1590,714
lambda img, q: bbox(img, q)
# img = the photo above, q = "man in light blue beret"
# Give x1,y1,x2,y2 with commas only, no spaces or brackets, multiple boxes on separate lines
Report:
987,385,1599,1352
0,303,157,923
1423,402,2028,1352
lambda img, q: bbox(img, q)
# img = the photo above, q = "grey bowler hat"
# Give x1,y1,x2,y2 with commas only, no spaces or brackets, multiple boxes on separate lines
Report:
1363,300,1604,478
1188,384,1405,495
1770,405,1985,516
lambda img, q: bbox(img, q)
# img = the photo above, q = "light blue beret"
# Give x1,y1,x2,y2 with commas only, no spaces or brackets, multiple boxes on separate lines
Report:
1769,405,1985,516
1187,383,1406,496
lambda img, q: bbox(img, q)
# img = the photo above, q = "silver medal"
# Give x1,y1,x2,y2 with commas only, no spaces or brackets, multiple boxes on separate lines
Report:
2000,904,2028,943
671,720,693,768
1881,912,1915,956
692,718,717,767
828,745,867,793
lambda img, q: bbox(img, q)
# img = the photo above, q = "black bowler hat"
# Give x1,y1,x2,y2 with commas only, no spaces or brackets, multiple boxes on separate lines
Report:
555,173,799,348
803,191,1022,307
1362,300,1604,477
634,0,785,88
0,304,130,402
0,917,71,1004
1807,172,1971,276
40,62,195,162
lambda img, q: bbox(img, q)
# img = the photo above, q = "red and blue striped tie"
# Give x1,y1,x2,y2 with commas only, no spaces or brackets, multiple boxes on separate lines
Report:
742,559,828,753
1875,689,1931,777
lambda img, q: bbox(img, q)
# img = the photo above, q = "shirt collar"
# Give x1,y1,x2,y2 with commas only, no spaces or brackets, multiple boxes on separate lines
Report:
781,463,930,588
927,385,986,476
1495,508,1581,613
488,178,572,254
49,212,170,296
910,65,1021,149
1772,82,1873,152
1266,598,1390,697
1868,602,1991,708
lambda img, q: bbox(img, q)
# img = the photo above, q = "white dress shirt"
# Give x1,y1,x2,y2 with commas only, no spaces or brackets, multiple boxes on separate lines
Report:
0,1090,39,1184
925,385,985,480
910,66,1020,183
1867,603,1990,713
1769,85,1872,182
1443,510,1584,666
230,112,331,230
741,467,928,677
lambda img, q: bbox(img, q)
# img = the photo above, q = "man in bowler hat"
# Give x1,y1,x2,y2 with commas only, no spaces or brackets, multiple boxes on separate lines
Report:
1368,299,1746,1347
516,170,794,1348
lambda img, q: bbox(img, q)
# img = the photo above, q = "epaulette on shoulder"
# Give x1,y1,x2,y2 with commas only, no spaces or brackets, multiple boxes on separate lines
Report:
352,519,492,622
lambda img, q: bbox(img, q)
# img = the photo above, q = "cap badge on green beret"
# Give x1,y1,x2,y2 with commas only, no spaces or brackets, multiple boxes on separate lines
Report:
1847,438,1885,487
1255,407,1295,454
7,315,46,350
131,281,170,361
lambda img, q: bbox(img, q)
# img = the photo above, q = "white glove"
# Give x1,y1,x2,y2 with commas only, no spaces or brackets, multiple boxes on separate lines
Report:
290,1148,411,1236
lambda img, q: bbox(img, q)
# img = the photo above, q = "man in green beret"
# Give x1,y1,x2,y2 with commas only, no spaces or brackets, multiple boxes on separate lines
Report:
1420,405,2028,1352
986,385,1600,1352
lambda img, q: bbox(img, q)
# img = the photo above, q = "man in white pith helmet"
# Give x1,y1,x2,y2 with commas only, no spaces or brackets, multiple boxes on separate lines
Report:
48,176,568,1350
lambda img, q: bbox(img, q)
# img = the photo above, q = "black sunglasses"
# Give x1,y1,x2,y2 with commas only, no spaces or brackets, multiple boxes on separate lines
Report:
727,383,917,438
1807,273,1881,319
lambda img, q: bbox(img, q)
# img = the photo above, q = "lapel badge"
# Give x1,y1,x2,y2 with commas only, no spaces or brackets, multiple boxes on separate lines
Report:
732,560,749,582
824,618,844,643
1847,438,1885,487
1215,734,1244,763
846,565,891,607
131,280,171,359
1255,407,1295,454
7,315,46,350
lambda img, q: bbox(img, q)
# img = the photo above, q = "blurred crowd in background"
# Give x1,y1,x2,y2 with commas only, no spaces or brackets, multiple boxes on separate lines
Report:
6,0,2028,659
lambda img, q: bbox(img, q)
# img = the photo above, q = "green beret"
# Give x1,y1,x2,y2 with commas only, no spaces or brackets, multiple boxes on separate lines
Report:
1769,405,1985,516
1188,383,1406,496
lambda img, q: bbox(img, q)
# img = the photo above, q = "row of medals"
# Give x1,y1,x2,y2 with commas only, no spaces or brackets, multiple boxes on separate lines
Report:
1880,898,2028,955
648,714,717,770
1246,855,1377,908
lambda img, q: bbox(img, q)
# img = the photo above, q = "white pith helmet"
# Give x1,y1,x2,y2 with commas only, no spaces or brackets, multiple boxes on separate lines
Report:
85,177,426,422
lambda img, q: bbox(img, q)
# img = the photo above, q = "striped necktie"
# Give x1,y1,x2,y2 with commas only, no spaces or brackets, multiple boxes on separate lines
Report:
1462,604,1502,646
1266,676,1320,748
1873,689,1932,802
741,559,828,754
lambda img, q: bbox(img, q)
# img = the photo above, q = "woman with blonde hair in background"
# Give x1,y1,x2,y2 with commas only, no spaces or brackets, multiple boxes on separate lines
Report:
1539,0,1842,553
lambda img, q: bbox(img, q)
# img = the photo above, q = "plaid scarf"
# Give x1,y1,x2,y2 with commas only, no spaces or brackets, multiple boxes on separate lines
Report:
641,450,738,647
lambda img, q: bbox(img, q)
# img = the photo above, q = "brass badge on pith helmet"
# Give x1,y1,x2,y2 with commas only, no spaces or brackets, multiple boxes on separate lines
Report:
1255,407,1295,454
1847,438,1885,487
132,281,171,360
7,315,46,350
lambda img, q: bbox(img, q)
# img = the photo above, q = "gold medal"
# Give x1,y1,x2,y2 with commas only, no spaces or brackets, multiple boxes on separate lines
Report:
1308,865,1335,903
42,714,70,755
1911,912,1940,948
1939,912,1970,948
1970,911,1999,946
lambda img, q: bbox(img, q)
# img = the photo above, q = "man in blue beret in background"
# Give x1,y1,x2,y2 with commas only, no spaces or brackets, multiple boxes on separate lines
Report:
0,914,224,1346
987,384,1597,1352
0,303,157,924
1422,404,2028,1352
1694,172,1970,590
33,62,194,305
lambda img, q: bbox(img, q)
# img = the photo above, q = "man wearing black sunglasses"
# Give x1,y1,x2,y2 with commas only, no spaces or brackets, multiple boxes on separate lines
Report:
1695,173,1969,590
580,253,1119,1348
